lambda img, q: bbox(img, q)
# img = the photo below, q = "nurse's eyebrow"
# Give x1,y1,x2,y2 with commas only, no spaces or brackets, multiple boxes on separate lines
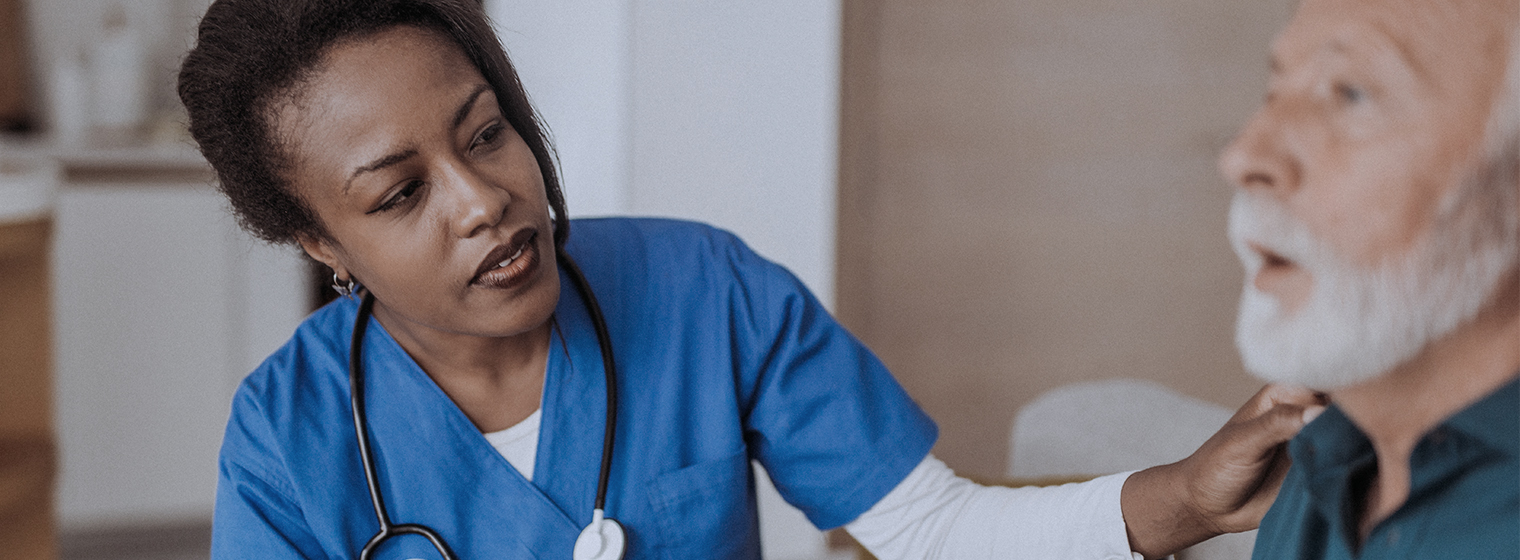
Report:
452,84,492,131
345,149,418,193
343,84,494,193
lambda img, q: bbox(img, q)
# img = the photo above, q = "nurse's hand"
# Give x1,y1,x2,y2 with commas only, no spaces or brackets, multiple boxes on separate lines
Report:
1118,384,1326,559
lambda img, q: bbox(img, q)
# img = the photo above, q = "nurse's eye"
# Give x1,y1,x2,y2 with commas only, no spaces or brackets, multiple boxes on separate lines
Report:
470,122,507,153
369,180,423,214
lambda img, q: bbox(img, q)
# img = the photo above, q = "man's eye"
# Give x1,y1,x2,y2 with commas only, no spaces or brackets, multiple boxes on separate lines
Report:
1334,82,1365,105
370,180,423,214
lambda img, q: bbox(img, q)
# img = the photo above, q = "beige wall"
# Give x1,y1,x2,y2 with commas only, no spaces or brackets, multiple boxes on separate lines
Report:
838,0,1299,478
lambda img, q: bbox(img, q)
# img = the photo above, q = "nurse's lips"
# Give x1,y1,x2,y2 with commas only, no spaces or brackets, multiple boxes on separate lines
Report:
472,228,540,289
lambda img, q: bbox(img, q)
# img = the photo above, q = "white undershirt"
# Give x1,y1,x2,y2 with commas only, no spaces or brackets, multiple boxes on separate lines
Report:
844,455,1142,560
481,414,1141,559
482,409,542,481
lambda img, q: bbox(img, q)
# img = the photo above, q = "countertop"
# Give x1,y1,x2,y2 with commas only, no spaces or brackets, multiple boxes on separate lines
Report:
0,136,214,184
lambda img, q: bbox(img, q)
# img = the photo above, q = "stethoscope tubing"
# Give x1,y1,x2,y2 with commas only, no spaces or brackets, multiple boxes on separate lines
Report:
351,292,462,560
348,253,617,559
559,255,619,512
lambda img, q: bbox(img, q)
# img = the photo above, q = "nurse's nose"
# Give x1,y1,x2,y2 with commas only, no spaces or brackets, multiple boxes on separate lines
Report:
1218,100,1301,199
445,162,511,239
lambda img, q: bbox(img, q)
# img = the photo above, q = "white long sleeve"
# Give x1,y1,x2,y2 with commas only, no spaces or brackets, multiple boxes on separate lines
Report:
844,454,1142,560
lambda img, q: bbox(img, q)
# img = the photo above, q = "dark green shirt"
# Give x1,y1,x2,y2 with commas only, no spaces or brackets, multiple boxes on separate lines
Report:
1253,376,1518,559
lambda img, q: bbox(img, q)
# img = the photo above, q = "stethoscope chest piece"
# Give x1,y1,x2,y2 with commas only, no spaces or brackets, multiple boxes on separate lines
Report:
572,510,626,560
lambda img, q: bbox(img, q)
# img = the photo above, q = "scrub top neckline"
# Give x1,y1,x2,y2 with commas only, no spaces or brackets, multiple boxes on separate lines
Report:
484,408,543,481
353,274,597,547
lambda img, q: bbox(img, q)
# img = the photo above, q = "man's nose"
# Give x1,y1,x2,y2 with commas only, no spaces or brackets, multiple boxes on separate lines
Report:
1218,103,1300,197
446,163,511,238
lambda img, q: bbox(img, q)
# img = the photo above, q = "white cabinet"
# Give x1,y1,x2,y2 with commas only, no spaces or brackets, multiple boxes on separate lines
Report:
51,178,308,527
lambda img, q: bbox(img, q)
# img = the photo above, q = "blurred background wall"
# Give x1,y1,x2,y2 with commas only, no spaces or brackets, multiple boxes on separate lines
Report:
837,0,1297,480
492,0,841,308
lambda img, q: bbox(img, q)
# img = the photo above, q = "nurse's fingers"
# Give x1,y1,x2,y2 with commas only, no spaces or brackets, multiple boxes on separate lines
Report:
1173,385,1319,520
1228,384,1327,424
1227,435,1296,526
1226,398,1324,460
1216,385,1327,466
1191,386,1327,533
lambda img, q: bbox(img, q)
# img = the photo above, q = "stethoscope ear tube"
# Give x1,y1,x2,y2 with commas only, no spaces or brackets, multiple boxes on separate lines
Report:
351,292,461,560
558,254,619,514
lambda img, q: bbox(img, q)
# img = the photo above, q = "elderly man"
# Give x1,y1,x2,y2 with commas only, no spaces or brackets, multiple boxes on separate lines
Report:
1219,0,1519,557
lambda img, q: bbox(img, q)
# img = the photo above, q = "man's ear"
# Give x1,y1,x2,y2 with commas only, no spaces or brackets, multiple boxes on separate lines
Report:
296,233,347,279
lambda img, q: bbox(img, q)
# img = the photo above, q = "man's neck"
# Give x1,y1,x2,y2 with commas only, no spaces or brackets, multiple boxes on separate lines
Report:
1332,280,1520,539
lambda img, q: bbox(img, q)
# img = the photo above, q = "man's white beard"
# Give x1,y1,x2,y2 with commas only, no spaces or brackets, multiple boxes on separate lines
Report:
1227,190,1516,391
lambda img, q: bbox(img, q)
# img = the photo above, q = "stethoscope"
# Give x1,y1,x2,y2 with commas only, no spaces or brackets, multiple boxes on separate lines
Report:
348,253,626,560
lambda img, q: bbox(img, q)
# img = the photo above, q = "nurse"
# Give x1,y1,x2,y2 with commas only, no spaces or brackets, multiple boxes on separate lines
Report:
177,0,1324,558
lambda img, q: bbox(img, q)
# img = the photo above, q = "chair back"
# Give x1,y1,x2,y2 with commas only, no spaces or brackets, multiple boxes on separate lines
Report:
1008,379,1256,560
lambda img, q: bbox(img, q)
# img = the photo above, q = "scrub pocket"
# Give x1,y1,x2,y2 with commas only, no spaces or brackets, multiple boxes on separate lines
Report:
646,449,760,559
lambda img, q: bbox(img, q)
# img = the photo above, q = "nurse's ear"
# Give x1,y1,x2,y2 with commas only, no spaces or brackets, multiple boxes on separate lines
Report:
296,232,352,284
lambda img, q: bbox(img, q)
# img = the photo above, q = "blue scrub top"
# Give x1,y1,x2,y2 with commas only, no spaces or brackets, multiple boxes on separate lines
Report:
212,218,938,559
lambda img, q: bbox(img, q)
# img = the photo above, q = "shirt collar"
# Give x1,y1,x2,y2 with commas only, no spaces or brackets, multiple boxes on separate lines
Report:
1288,373,1520,480
1440,375,1519,459
1288,401,1371,478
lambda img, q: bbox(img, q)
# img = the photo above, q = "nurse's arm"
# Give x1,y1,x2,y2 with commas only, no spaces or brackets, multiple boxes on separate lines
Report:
845,384,1322,559
1119,384,1324,558
846,455,1140,559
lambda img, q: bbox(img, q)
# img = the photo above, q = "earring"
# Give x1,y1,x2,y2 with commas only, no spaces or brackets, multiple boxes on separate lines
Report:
331,272,358,299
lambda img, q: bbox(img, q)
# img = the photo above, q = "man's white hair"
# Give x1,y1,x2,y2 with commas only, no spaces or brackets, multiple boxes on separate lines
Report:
1448,24,1520,257
1429,23,1519,311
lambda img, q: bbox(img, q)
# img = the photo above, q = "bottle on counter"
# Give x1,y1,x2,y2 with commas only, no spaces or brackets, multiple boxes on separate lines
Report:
88,3,149,146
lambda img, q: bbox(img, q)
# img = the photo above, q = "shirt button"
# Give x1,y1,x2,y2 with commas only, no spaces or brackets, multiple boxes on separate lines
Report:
1387,528,1401,545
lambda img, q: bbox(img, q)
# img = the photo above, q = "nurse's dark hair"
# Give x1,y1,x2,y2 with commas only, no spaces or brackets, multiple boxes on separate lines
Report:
177,0,569,250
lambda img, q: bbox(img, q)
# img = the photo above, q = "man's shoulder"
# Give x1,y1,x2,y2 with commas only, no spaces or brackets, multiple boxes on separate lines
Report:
1444,376,1520,458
